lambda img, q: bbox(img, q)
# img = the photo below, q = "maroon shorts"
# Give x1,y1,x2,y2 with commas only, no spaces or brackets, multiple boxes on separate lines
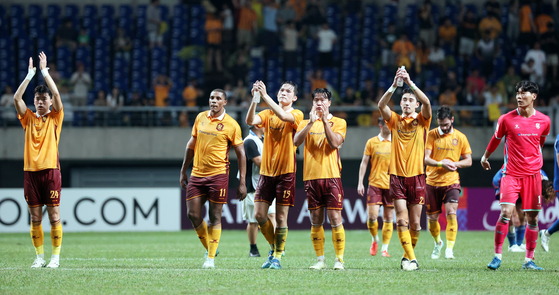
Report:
305,178,344,211
255,173,296,206
500,173,542,211
186,174,229,204
425,183,461,214
24,169,62,208
367,185,393,207
390,174,426,205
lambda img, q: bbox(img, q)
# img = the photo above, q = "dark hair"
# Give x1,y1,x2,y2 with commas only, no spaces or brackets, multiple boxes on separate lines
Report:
378,117,385,125
402,88,416,97
515,80,539,95
212,88,227,100
437,105,453,120
281,81,298,95
311,88,332,100
34,85,52,97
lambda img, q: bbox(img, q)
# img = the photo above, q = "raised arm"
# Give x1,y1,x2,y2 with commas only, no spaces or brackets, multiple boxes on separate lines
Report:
357,152,370,196
257,81,295,123
401,70,431,120
321,106,344,149
233,144,248,201
39,52,62,111
13,57,35,117
378,69,405,122
179,136,196,190
246,81,263,126
293,106,318,147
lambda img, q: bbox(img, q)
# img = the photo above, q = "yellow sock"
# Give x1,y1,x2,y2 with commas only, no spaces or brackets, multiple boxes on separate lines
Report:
207,224,221,259
397,227,415,261
367,219,378,239
259,219,276,249
446,214,458,249
382,221,393,245
332,224,346,261
50,220,63,255
273,227,288,259
310,225,325,257
410,229,420,249
194,220,209,250
429,219,442,243
30,221,44,255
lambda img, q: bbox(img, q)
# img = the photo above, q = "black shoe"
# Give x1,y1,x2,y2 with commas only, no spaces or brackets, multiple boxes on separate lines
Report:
249,251,261,257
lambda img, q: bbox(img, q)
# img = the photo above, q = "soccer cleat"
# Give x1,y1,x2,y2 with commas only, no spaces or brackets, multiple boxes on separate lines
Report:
518,244,526,251
309,259,326,270
204,248,220,258
445,248,455,259
540,230,550,252
487,256,502,270
508,244,523,252
249,251,261,257
431,241,444,259
31,257,46,268
261,250,274,269
333,258,344,270
46,259,59,269
404,259,419,271
381,250,390,257
522,260,544,270
400,257,410,269
269,258,282,270
202,258,215,269
370,241,378,256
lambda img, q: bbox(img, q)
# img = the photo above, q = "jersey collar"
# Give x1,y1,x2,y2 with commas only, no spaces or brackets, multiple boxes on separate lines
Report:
207,109,226,121
401,112,418,119
317,113,333,121
438,126,454,135
378,133,391,142
35,111,51,118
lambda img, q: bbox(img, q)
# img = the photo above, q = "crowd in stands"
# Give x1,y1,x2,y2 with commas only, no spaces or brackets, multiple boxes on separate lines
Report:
0,0,558,127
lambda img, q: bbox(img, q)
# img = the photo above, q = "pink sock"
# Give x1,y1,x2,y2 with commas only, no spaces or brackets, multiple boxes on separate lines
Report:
495,220,509,254
525,226,538,259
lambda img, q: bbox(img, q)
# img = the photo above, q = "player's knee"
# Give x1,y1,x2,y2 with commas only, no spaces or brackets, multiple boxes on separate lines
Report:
396,219,408,227
368,216,378,223
254,211,267,223
187,210,201,222
410,222,421,231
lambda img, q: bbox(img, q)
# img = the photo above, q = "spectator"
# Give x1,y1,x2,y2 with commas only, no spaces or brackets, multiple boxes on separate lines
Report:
497,65,521,101
428,40,446,71
48,63,61,85
535,12,553,34
466,69,486,97
439,88,458,106
205,11,223,72
70,62,91,106
147,0,163,49
107,87,125,108
231,55,249,86
379,23,397,66
261,0,279,53
309,69,327,91
93,90,107,126
289,0,306,22
124,91,145,126
77,28,89,48
152,74,172,107
182,79,203,107
438,18,457,47
392,33,415,69
342,86,359,106
418,1,435,47
483,84,503,106
484,0,501,18
159,98,175,126
524,41,547,86
359,78,375,106
59,85,74,123
234,0,258,47
541,22,559,83
479,12,502,40
414,39,429,74
56,18,78,50
475,30,499,79
251,0,264,28
458,9,478,58
114,28,132,61
221,4,234,55
507,0,520,43
283,21,299,68
521,58,545,87
233,80,249,106
179,111,190,128
0,85,17,125
223,83,234,103
277,0,297,33
316,22,337,68
304,0,326,37
518,3,537,45
440,71,463,103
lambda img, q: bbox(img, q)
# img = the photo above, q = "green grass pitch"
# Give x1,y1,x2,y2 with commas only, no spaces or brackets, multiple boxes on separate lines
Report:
1,230,558,294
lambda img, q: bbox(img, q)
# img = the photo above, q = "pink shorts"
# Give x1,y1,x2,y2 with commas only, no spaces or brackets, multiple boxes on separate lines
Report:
500,173,542,211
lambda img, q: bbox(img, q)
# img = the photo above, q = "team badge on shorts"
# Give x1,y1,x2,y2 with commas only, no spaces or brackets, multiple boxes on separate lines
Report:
216,123,224,131
452,138,458,146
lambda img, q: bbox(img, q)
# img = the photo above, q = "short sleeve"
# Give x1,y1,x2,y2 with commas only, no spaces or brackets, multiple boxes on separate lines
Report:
364,139,373,156
494,115,506,139
385,111,398,129
425,131,435,151
420,113,432,128
18,108,33,130
191,113,202,137
244,138,260,160
543,117,551,137
461,133,472,155
256,110,269,128
50,106,64,125
291,109,304,129
333,118,347,140
297,119,308,132
231,120,243,147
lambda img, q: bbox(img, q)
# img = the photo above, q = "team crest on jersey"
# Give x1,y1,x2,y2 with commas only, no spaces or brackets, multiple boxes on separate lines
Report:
452,138,458,146
536,123,540,129
42,116,47,122
216,123,224,131
412,119,418,126
329,121,333,127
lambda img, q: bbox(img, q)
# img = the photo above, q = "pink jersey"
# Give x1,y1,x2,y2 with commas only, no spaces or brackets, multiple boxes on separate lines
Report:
495,109,550,177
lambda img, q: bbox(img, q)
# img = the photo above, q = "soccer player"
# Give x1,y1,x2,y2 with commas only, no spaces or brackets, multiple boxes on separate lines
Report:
180,89,247,269
482,81,550,270
240,125,277,257
357,117,394,258
539,133,559,252
246,80,303,270
14,52,64,268
378,68,432,271
293,88,347,270
424,106,472,260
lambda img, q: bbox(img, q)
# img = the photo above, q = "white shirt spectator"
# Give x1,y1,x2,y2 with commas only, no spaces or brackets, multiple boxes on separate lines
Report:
222,8,234,30
0,93,16,120
283,27,298,51
317,29,337,52
428,47,445,63
146,3,161,33
525,49,546,76
70,71,91,99
483,90,503,106
107,93,125,108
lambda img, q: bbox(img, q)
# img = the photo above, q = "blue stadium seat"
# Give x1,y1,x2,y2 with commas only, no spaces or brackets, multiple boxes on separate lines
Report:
465,4,478,16
84,5,98,18
64,4,80,27
190,4,205,18
76,47,92,72
29,4,43,18
82,17,98,38
101,5,115,17
159,5,170,21
101,17,116,38
36,36,53,57
28,17,45,38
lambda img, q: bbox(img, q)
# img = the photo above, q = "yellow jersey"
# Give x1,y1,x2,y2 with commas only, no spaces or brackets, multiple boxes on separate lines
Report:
364,134,391,189
19,108,64,171
425,127,472,186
